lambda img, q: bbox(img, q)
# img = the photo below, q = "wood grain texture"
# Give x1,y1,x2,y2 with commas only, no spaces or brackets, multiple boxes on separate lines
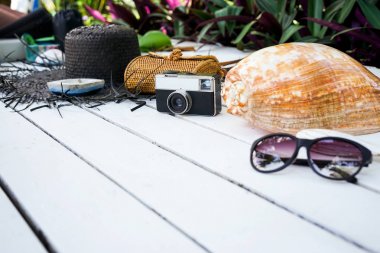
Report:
0,106,206,253
86,101,380,253
144,99,380,191
1,44,380,253
11,103,370,252
0,189,46,253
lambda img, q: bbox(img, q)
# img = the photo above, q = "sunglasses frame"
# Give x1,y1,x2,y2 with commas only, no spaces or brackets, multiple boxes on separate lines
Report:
250,133,373,181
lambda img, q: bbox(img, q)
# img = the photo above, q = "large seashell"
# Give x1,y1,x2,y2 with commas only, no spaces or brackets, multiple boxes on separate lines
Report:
222,42,380,135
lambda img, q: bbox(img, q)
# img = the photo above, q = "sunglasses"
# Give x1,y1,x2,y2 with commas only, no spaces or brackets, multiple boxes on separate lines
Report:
250,133,373,183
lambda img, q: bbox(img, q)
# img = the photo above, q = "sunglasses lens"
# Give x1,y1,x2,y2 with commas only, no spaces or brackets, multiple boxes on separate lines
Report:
252,136,297,172
309,139,363,180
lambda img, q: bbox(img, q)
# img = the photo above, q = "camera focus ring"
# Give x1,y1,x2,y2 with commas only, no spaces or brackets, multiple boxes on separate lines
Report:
167,89,192,115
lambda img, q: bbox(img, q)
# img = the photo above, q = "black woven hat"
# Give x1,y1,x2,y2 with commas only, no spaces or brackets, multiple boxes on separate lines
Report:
65,24,140,84
1,25,143,111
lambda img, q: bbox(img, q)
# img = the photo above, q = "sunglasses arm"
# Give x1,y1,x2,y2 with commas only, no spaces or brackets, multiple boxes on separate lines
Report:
292,159,358,184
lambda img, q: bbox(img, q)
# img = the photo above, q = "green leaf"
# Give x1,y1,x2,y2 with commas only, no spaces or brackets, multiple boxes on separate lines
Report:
146,13,170,19
232,20,256,44
55,0,61,11
315,37,335,45
307,0,323,37
281,12,297,30
111,19,131,27
214,6,243,37
190,9,214,20
250,31,277,44
197,23,214,43
245,0,255,14
280,0,297,29
139,30,172,52
174,20,185,38
289,0,297,15
40,0,57,15
295,35,319,43
358,0,380,29
331,27,366,40
255,0,276,15
250,31,278,45
319,0,345,37
209,0,228,8
324,0,345,20
98,0,106,12
279,25,304,43
277,0,287,21
337,0,355,23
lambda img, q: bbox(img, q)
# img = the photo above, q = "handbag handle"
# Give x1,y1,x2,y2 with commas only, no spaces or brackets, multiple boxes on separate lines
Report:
148,48,220,62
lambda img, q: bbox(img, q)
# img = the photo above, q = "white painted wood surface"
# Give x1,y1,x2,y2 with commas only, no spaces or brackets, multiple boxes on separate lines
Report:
144,99,380,191
0,107,207,253
1,43,380,252
86,100,380,252
0,189,46,253
10,103,370,253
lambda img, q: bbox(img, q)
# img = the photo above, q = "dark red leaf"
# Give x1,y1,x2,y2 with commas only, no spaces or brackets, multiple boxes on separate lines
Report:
84,4,108,23
306,17,380,48
354,7,368,27
133,0,159,20
108,0,138,28
299,0,308,16
257,12,282,36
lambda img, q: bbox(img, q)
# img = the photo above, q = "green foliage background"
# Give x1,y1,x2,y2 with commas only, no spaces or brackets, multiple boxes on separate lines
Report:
41,0,380,66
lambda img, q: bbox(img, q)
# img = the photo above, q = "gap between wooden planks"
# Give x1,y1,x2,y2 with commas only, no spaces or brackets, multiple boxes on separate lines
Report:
0,105,208,253
144,99,380,193
83,100,380,253
0,188,47,253
8,102,376,253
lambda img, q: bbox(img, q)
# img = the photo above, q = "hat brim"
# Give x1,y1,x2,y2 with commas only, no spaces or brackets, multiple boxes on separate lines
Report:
0,67,136,112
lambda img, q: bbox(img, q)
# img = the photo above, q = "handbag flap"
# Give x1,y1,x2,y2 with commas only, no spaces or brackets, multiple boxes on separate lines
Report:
124,49,224,94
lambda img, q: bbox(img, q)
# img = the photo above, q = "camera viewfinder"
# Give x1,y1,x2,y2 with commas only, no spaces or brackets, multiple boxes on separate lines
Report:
200,79,212,90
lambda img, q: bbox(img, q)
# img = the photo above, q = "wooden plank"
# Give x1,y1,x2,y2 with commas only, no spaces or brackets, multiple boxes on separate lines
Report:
16,104,371,252
84,101,380,253
0,189,46,253
145,99,265,145
0,106,207,253
145,99,380,192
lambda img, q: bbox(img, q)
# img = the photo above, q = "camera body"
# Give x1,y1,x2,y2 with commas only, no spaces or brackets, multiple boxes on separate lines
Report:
155,72,222,116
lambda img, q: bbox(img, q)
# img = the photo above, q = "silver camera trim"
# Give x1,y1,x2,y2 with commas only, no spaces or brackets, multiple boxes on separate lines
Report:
167,89,192,115
155,74,216,92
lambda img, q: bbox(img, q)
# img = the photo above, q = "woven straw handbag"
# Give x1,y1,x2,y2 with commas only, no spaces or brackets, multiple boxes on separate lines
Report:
124,48,226,94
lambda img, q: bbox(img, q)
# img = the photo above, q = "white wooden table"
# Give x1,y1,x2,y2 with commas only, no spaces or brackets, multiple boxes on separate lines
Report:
1,43,380,253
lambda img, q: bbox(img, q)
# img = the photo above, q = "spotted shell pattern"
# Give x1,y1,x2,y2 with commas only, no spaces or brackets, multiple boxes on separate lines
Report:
222,43,380,135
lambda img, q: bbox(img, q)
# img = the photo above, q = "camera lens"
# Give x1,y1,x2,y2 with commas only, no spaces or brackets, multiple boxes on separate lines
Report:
173,97,184,108
167,90,192,114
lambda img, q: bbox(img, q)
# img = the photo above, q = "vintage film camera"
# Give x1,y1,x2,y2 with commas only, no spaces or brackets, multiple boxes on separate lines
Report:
155,72,222,116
